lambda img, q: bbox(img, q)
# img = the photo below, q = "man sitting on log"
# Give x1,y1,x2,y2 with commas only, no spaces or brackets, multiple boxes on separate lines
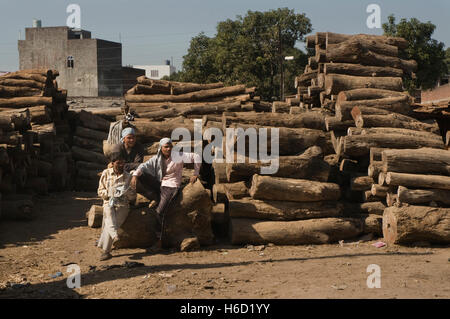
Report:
130,137,201,249
108,127,145,172
97,144,137,261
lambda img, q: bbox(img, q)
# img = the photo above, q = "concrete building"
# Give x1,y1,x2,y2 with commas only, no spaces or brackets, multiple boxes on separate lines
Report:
133,61,176,80
18,25,144,96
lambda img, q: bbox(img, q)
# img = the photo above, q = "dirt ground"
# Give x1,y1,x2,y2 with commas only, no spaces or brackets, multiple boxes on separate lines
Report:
0,191,449,299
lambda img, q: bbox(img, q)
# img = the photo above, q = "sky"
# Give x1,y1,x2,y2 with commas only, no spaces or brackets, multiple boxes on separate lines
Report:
0,0,449,72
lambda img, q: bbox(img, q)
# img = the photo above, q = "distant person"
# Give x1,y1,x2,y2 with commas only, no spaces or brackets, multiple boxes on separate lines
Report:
97,144,136,261
130,137,201,250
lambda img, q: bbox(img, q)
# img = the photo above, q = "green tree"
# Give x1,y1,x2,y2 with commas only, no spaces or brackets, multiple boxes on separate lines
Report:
178,8,312,100
382,15,447,91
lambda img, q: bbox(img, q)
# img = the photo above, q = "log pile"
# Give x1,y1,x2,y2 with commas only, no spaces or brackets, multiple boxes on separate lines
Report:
0,69,72,220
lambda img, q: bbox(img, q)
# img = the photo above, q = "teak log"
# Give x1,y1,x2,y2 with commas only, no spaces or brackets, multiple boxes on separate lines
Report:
225,146,329,182
75,126,108,141
87,205,103,228
249,174,341,202
337,88,408,101
383,206,450,244
324,74,403,95
229,198,344,220
0,96,52,108
224,181,249,200
230,217,363,245
353,112,439,133
78,110,111,132
381,148,450,175
72,146,108,165
385,172,450,190
323,63,404,77
343,134,444,157
324,33,408,49
397,186,450,206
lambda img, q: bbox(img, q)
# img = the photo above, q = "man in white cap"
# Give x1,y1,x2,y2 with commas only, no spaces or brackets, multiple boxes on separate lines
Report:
115,127,145,173
130,137,201,249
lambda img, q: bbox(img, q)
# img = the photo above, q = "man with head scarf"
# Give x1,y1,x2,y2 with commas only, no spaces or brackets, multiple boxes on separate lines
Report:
97,144,136,261
130,137,202,249
110,127,145,173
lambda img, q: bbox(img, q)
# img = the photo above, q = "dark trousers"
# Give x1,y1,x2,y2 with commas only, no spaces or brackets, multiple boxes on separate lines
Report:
137,173,179,240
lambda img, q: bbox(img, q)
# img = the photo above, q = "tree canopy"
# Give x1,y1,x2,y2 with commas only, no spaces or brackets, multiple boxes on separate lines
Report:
382,14,447,91
175,8,312,100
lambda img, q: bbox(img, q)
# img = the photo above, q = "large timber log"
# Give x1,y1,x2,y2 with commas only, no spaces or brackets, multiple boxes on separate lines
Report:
0,96,52,108
324,33,409,49
0,78,45,89
171,82,224,95
350,127,442,141
383,206,450,244
337,88,408,101
125,85,246,103
225,146,329,182
343,134,444,157
230,217,363,245
0,109,31,131
397,186,450,206
78,110,111,132
222,112,326,130
75,126,108,141
87,205,103,228
324,74,403,95
226,123,333,156
224,181,249,200
353,112,439,133
71,146,108,165
229,198,344,220
335,96,412,121
162,180,214,250
344,202,386,215
0,85,42,98
382,148,450,175
131,118,194,143
73,136,103,152
249,174,341,202
324,63,404,77
385,172,450,190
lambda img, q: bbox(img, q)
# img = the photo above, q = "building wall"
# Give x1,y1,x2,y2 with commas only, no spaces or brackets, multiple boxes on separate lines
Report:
133,65,176,79
18,26,99,96
97,39,123,96
122,66,145,94
421,83,450,104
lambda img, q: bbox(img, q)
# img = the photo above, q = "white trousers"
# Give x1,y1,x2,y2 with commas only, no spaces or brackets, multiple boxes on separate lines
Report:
97,204,129,253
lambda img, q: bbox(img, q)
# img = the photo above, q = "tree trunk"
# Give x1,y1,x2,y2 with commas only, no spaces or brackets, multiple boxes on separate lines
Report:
383,206,450,244
343,134,444,157
351,176,374,191
360,214,383,236
223,181,249,200
162,180,214,249
125,85,246,103
0,96,52,108
385,172,450,190
249,174,341,202
87,205,103,228
0,78,45,89
78,110,111,132
0,85,42,98
74,126,108,141
73,136,103,153
337,88,408,102
171,82,224,95
381,148,450,175
295,71,317,88
72,146,108,165
229,198,344,220
225,146,329,182
130,119,194,144
344,201,386,215
335,96,411,121
354,112,439,133
325,33,408,49
223,112,326,130
324,74,403,95
352,127,442,141
397,186,450,206
324,116,354,132
230,217,363,245
324,63,404,77
371,184,389,197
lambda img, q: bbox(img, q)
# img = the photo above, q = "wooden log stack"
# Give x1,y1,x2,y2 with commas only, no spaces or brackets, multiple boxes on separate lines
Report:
0,69,72,221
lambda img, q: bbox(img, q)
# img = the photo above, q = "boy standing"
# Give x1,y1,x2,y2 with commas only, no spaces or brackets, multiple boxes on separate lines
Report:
97,144,136,261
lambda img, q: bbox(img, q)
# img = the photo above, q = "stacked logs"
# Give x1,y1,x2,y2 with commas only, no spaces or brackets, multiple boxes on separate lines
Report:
69,110,112,191
380,148,450,245
0,69,72,220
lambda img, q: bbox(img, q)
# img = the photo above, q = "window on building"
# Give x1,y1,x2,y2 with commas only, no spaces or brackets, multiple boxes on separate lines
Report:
150,70,159,78
67,56,74,68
